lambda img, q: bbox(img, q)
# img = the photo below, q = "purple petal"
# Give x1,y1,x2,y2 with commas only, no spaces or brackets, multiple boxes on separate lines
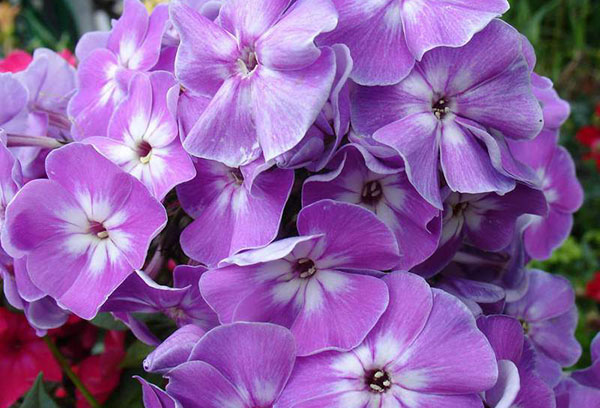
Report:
445,21,543,140
297,200,400,270
367,272,433,358
143,324,206,374
373,113,442,208
166,361,247,407
441,120,515,196
101,270,188,313
289,271,389,355
75,31,109,61
0,73,28,126
463,184,547,251
178,159,293,266
67,49,127,139
256,0,338,70
545,147,583,213
530,306,582,367
484,359,520,408
182,76,259,166
108,0,167,71
252,48,336,162
219,0,289,46
200,236,320,322
319,0,414,85
302,145,440,270
170,1,238,96
401,0,509,60
505,269,574,322
187,322,296,406
391,288,498,394
136,377,177,408
476,315,524,363
351,69,433,136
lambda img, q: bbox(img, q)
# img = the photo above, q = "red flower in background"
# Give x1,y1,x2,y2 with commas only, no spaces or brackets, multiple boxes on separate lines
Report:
0,49,32,72
0,48,77,74
0,307,62,408
72,331,126,407
57,49,77,67
576,105,600,170
586,272,600,302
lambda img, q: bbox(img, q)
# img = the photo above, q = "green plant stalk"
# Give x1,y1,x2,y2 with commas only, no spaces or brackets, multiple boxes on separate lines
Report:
43,336,102,408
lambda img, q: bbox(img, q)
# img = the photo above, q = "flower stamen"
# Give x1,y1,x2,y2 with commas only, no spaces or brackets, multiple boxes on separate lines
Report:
433,98,450,120
297,258,317,279
366,369,392,393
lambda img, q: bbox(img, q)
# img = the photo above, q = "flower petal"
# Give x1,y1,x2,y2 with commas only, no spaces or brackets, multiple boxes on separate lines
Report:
188,322,296,406
291,271,389,355
256,0,338,70
170,0,238,95
252,48,336,162
297,200,400,270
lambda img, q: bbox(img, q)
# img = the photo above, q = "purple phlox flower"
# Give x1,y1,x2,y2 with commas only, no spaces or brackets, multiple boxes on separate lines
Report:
101,265,218,345
178,157,293,267
144,324,206,374
509,122,583,261
553,333,600,407
84,71,195,200
275,43,352,172
277,272,498,407
351,20,543,209
200,199,400,355
319,0,509,86
504,269,581,388
68,0,169,139
570,333,600,390
15,48,76,139
0,72,50,181
1,143,167,319
555,377,600,408
531,74,570,131
165,322,296,408
303,143,440,270
136,377,177,408
477,314,555,408
0,49,75,178
170,0,338,166
413,184,547,277
431,232,531,316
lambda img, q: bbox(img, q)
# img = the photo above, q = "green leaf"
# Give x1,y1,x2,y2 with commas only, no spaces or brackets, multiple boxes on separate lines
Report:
90,313,128,331
121,341,155,369
20,374,60,408
103,369,148,408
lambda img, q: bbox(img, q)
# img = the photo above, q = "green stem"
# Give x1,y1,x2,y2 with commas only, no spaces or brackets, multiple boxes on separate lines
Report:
43,336,102,408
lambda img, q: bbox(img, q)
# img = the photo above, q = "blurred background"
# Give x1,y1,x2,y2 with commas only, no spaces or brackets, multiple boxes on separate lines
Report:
0,0,598,403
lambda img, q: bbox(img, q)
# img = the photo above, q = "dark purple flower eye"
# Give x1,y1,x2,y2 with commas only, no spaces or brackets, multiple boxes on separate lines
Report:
365,369,392,393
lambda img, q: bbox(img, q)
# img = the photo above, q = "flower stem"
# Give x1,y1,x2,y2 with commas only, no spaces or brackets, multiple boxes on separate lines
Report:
43,335,101,408
5,134,66,149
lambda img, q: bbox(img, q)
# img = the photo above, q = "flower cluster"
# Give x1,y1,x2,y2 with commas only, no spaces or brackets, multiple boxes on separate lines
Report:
0,0,594,407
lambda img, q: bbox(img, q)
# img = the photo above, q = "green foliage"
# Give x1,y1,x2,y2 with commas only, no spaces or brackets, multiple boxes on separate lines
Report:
121,341,155,369
90,312,129,331
7,0,78,53
20,374,60,408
